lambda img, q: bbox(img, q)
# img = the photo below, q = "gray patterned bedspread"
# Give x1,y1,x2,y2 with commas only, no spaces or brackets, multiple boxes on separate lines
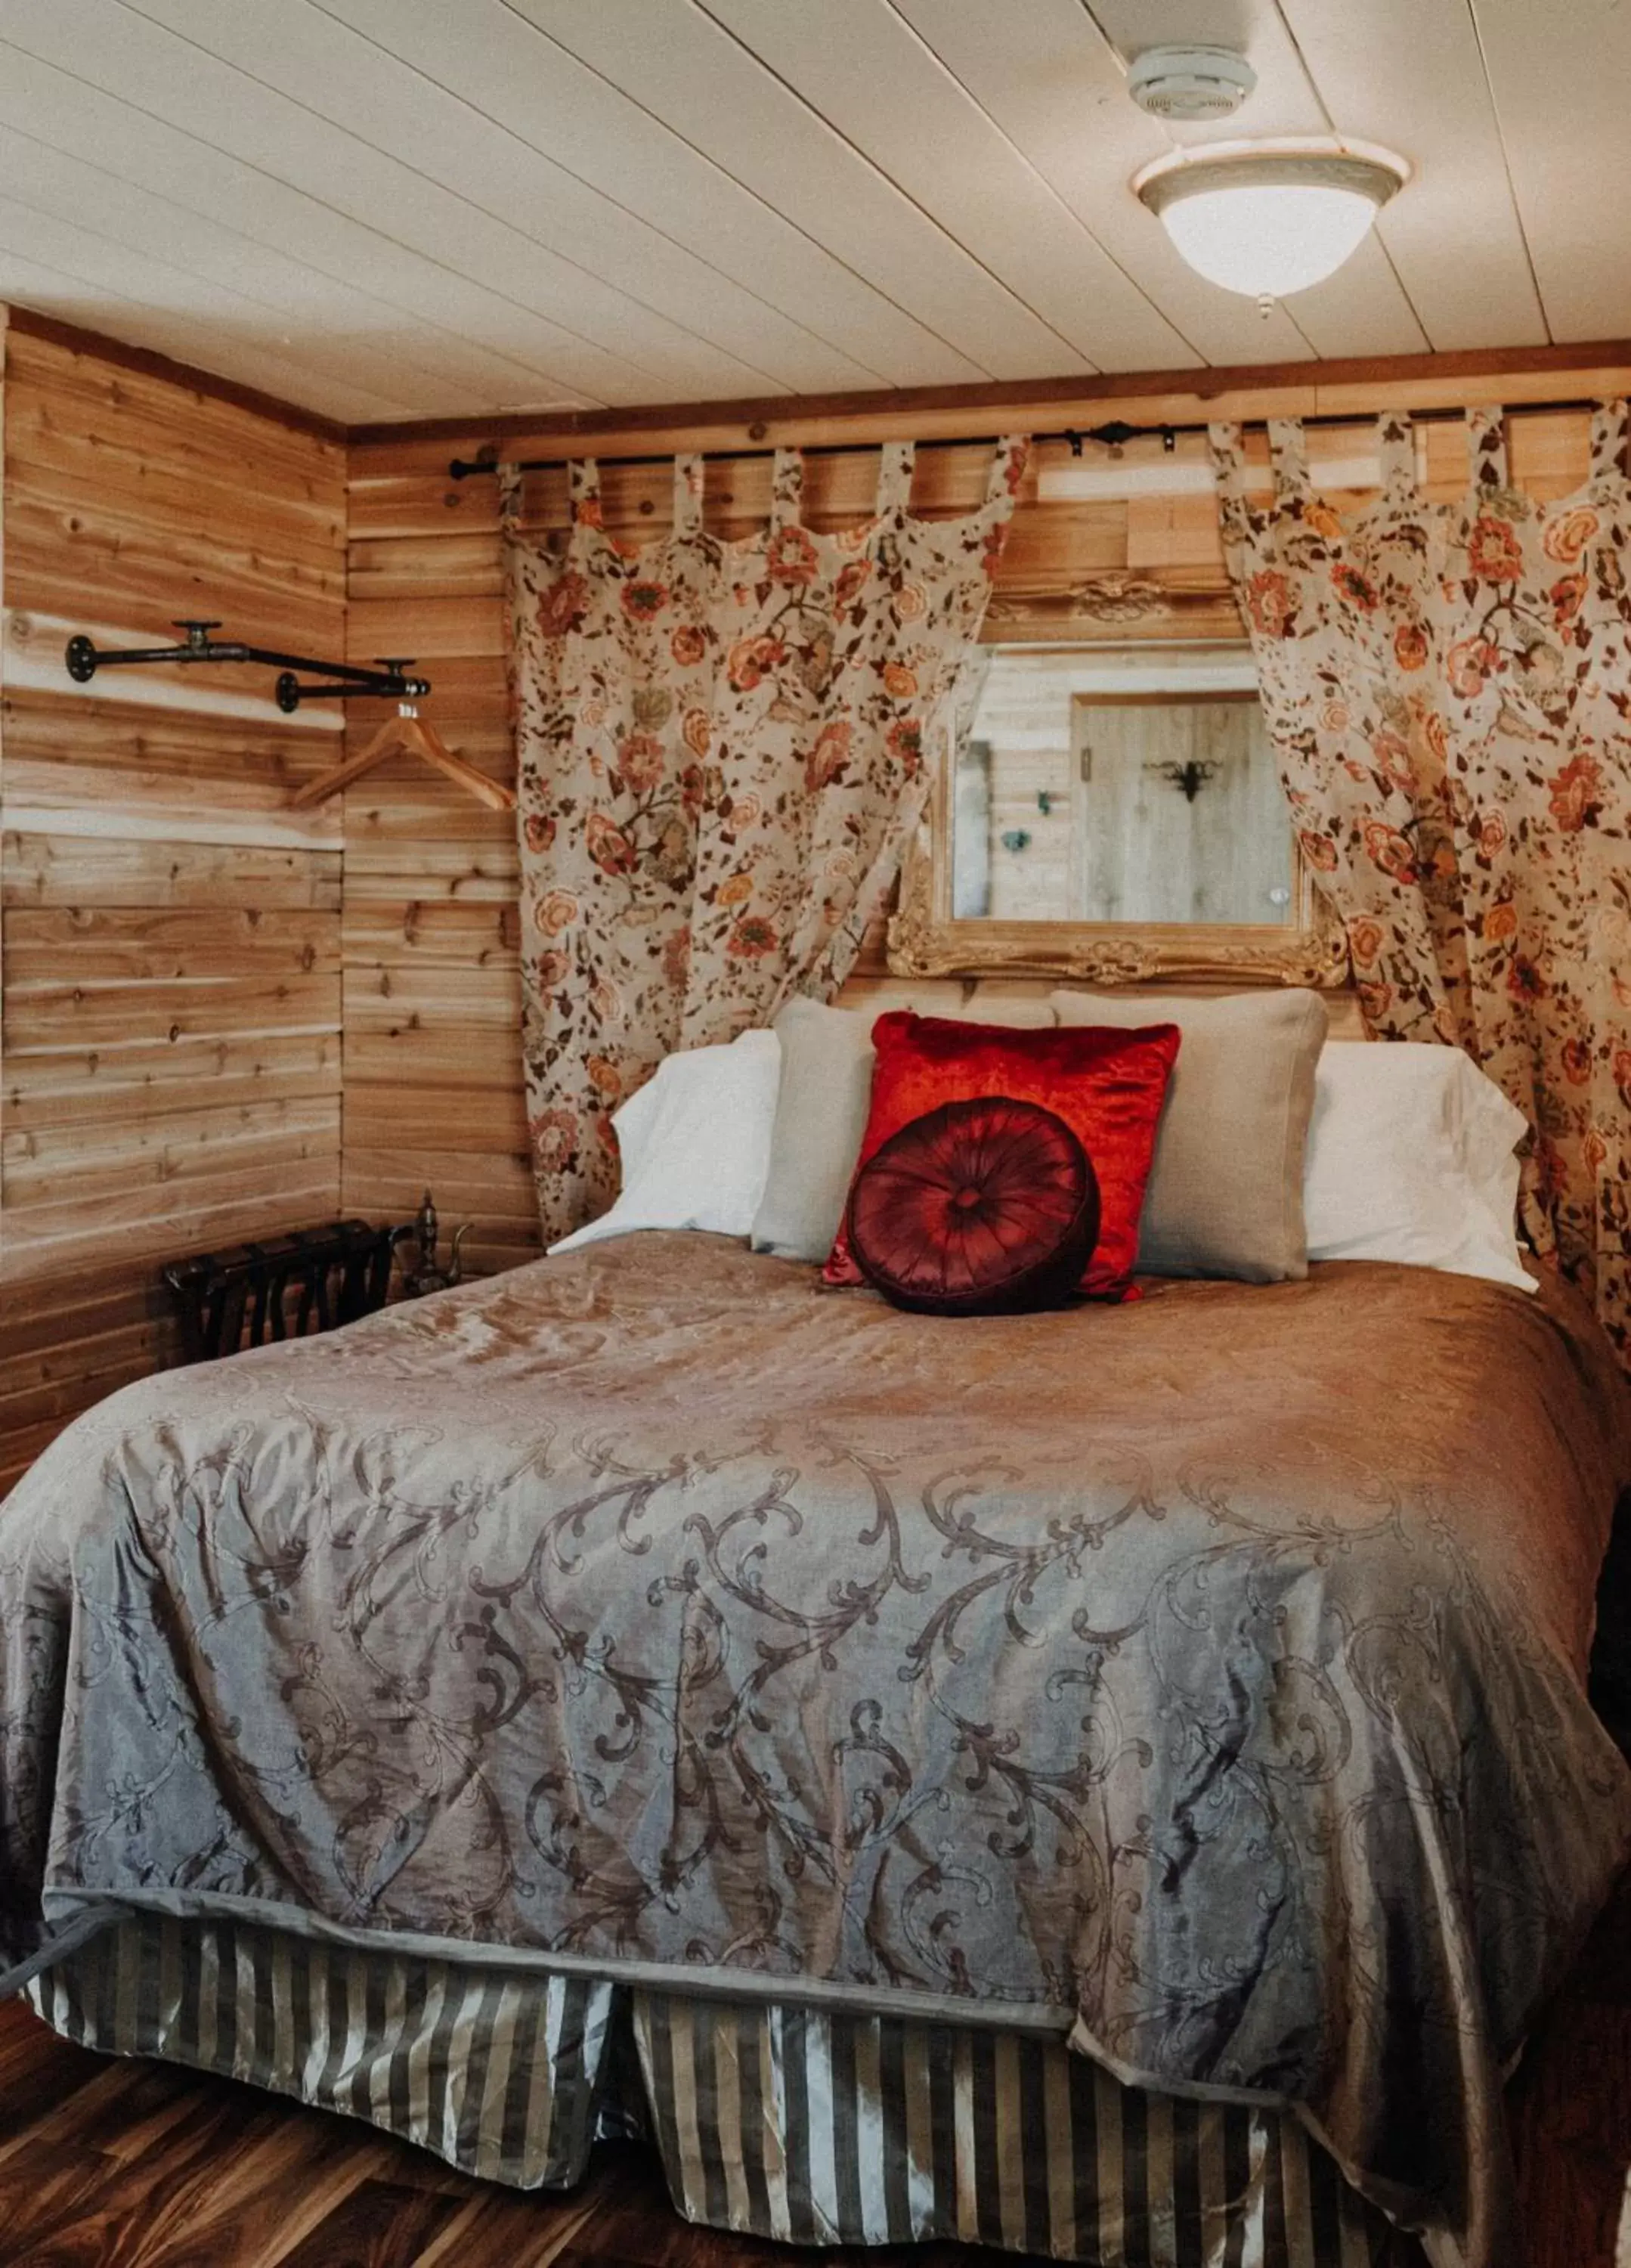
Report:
2,1233,1628,2266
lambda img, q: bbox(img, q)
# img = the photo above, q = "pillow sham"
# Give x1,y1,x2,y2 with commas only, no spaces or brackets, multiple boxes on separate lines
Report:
846,1096,1100,1316
824,1011,1180,1301
1301,1040,1533,1289
750,993,1056,1265
1051,987,1328,1282
549,1027,781,1255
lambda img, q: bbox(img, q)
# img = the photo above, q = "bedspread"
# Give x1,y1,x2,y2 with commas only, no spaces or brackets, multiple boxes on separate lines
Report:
2,1234,1628,2266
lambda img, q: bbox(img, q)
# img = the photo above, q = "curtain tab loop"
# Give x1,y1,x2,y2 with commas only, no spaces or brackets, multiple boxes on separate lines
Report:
876,439,915,516
497,461,525,531
1266,418,1308,503
1206,422,1248,500
769,447,803,529
1465,406,1509,492
568,459,602,523
981,435,1026,511
1376,414,1416,500
1589,398,1630,488
673,454,704,537
1207,422,1253,561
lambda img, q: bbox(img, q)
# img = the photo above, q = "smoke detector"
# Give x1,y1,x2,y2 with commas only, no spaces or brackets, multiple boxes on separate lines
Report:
1128,46,1257,120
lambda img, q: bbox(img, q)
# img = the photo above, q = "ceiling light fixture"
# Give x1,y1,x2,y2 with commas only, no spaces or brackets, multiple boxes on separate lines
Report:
1133,137,1409,308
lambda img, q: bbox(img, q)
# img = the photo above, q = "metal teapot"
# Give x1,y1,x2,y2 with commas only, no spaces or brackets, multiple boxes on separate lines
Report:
395,1189,472,1298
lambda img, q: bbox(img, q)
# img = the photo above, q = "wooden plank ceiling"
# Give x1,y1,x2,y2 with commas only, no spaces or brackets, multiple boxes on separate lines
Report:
0,0,1611,425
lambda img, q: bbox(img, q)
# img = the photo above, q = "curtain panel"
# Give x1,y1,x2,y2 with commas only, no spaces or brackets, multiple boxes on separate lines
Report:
1209,405,1631,1362
502,441,1028,1244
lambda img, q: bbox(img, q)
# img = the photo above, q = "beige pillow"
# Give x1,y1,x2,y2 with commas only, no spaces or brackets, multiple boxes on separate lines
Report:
1051,988,1329,1281
750,994,1056,1264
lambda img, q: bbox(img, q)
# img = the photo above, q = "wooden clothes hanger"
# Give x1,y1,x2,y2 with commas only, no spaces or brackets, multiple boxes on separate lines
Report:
290,705,516,813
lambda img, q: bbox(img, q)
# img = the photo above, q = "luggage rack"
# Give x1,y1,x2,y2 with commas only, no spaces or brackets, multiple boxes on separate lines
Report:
162,1219,400,1364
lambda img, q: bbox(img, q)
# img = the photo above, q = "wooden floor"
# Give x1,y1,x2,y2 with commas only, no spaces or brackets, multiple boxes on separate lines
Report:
0,1879,1626,2268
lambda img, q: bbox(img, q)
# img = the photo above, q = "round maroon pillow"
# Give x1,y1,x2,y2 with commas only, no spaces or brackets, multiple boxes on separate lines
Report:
846,1095,1100,1316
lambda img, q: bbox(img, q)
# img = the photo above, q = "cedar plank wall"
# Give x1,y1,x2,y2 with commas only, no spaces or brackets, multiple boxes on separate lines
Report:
0,322,348,1495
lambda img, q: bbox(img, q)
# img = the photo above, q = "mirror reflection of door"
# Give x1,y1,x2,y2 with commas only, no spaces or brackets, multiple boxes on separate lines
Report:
952,738,993,917
1072,692,1292,925
953,645,1297,926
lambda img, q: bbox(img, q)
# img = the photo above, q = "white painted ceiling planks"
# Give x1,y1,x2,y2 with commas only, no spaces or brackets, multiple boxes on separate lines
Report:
0,0,1611,421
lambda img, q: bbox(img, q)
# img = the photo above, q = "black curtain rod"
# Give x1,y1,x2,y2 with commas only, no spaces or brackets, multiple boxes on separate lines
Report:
447,396,1609,481
452,429,1102,477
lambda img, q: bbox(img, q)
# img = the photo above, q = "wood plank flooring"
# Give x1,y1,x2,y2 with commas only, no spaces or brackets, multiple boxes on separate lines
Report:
0,1875,1626,2267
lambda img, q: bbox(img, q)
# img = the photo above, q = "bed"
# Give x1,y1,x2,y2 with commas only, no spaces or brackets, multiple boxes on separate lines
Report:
2,1231,1628,2268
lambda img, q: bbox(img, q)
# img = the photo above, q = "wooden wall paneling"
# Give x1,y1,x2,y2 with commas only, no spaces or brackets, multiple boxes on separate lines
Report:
339,714,530,1271
2,829,344,909
4,1030,342,1137
340,330,531,1266
0,324,349,1495
338,479,528,1274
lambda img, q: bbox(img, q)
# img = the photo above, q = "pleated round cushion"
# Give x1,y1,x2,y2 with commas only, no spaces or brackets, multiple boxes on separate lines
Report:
846,1095,1101,1316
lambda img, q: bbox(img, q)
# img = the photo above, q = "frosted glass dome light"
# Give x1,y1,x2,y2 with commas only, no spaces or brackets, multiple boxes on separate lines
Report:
1134,142,1408,301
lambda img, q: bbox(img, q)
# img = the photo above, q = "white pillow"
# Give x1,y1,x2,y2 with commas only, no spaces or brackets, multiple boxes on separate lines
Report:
1302,1041,1533,1290
548,1028,781,1254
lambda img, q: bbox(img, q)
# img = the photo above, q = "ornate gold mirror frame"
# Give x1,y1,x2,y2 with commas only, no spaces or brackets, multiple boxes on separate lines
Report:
887,720,1351,990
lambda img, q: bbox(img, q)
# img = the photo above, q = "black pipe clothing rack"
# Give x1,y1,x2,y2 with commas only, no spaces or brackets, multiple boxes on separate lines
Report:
447,396,1608,482
63,619,431,712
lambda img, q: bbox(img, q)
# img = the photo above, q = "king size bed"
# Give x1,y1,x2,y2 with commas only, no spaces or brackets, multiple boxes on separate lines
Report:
2,1231,1628,2268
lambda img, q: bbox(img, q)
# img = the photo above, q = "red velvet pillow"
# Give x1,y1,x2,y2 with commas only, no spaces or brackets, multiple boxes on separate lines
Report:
847,1096,1100,1315
824,1012,1181,1301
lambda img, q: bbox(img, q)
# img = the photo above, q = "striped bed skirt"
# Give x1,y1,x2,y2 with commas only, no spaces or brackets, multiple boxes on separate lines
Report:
27,1913,1407,2266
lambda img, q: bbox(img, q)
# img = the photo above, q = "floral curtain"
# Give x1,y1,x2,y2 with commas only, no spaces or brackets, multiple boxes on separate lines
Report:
1209,404,1631,1360
503,439,1029,1242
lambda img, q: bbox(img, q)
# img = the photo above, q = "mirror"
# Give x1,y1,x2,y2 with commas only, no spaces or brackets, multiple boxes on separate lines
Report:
891,641,1349,989
952,645,1294,924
